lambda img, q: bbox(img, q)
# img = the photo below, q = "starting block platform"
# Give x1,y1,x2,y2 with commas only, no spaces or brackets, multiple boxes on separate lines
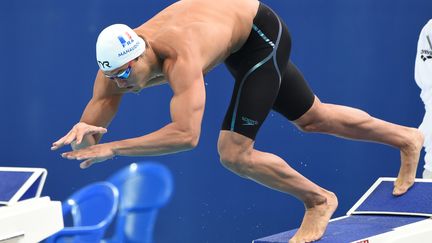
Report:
253,178,432,243
0,167,63,243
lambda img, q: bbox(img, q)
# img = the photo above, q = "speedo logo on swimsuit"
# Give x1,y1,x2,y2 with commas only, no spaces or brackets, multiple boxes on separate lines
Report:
241,116,258,126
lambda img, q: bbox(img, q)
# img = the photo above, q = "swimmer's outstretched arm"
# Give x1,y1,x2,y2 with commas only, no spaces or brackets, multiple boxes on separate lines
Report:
51,71,123,151
62,58,206,169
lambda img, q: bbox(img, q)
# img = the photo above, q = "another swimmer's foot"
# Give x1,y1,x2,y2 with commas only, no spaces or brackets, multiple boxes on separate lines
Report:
393,128,424,196
289,191,338,243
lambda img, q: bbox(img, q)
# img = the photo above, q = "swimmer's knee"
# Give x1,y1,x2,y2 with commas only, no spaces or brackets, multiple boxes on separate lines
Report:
295,115,330,133
219,150,254,178
297,120,329,133
294,100,331,133
218,132,254,177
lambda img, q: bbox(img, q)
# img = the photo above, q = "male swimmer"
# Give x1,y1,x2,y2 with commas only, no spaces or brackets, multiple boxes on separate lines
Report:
51,0,424,242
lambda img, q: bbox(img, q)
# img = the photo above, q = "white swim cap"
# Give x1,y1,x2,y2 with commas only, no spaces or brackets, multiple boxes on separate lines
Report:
96,24,146,71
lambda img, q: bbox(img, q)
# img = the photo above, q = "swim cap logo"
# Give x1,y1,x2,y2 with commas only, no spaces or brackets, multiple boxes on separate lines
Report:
98,60,111,69
118,32,134,48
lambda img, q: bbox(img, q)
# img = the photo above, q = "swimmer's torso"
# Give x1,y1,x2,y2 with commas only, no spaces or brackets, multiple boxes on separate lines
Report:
135,0,260,74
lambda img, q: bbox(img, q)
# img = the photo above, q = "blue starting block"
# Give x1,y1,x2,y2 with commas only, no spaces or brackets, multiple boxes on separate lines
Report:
253,178,432,243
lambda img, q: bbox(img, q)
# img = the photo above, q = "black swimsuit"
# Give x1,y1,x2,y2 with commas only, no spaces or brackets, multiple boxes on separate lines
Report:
221,2,315,140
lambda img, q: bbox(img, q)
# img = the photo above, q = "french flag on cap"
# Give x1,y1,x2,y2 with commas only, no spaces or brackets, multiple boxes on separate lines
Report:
118,32,133,47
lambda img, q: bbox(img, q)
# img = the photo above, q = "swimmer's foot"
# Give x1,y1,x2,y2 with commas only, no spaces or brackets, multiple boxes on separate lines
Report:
289,191,338,243
393,128,424,196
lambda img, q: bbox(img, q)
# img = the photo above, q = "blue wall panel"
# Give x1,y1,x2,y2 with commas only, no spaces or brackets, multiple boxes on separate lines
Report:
0,0,430,242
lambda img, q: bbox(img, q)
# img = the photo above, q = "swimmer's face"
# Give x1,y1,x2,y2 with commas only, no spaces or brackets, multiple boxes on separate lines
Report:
103,56,146,92
103,44,162,93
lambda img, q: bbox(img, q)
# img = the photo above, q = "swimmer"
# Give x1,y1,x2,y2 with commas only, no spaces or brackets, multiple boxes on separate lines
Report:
51,0,424,242
414,19,432,179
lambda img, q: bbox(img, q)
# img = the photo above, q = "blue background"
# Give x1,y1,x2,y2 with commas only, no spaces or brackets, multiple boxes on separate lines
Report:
1,0,430,242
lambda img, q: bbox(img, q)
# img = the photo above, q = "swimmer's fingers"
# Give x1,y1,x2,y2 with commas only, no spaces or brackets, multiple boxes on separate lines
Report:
52,125,81,150
91,126,108,134
75,126,107,145
51,131,74,150
62,130,78,146
51,123,108,150
61,144,114,169
61,152,98,169
80,158,98,169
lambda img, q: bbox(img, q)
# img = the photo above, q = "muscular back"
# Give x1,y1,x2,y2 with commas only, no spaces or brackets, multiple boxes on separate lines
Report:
135,0,260,73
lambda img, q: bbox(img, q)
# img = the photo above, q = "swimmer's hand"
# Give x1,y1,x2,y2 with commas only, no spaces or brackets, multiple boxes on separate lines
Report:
61,143,114,169
51,122,107,151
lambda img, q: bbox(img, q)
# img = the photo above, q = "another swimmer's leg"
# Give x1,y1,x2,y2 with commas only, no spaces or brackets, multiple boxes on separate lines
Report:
218,131,338,243
294,96,424,196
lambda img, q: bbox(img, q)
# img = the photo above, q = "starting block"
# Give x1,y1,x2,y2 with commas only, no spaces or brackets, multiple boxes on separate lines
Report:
0,167,63,243
253,178,432,243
